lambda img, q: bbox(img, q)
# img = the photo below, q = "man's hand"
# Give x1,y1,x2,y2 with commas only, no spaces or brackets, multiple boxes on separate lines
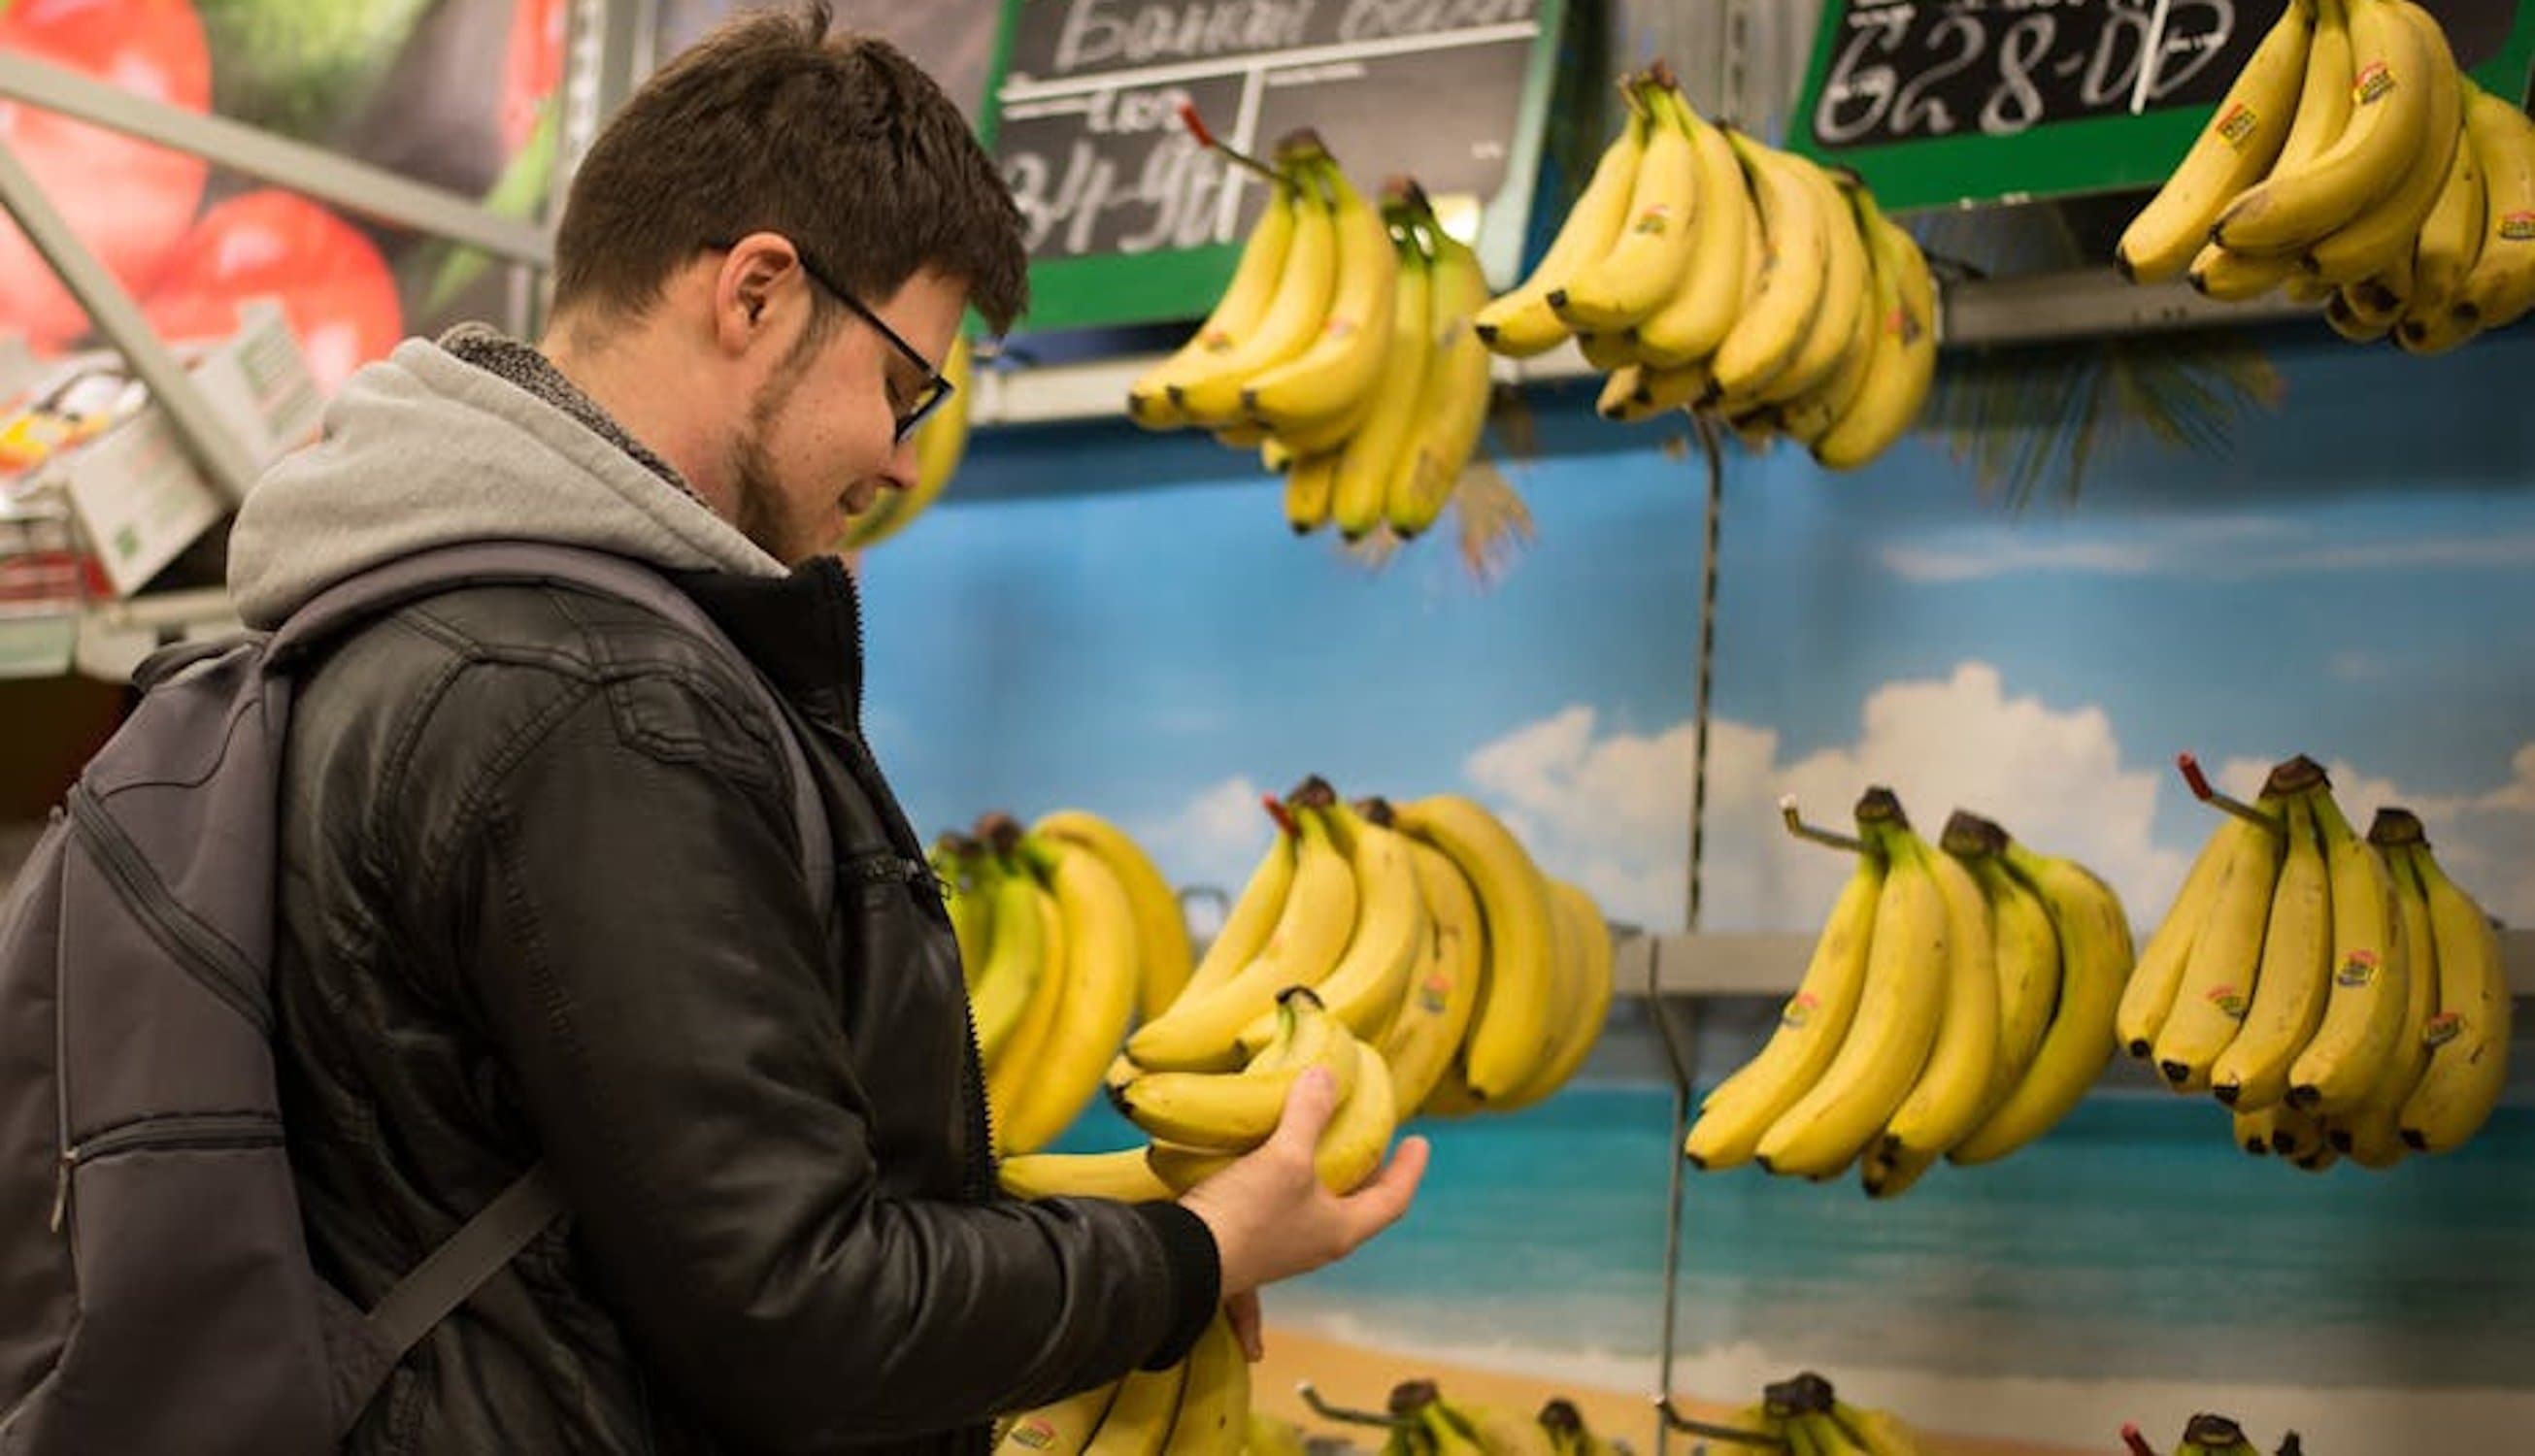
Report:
1177,1067,1427,1302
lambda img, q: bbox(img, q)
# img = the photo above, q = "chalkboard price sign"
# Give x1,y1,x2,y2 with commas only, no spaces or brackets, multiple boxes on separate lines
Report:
982,0,1568,333
1793,0,2535,214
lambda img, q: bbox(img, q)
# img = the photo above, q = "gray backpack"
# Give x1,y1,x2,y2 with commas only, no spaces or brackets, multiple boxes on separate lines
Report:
0,543,832,1454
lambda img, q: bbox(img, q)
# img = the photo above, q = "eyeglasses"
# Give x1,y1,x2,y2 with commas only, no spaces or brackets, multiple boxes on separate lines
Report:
707,238,954,444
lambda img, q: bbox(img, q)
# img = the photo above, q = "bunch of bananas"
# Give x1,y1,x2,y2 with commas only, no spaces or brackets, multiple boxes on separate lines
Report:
1379,1380,1605,1456
988,1307,1248,1456
937,808,1196,1157
2116,755,2510,1170
2117,0,2535,352
1475,64,1936,473
2141,1412,2298,1456
1127,138,1496,544
1684,791,2135,1198
996,780,1614,1204
1698,1372,1930,1456
840,333,974,550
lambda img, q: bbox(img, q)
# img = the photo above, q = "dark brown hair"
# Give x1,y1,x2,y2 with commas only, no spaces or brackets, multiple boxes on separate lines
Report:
550,3,1026,334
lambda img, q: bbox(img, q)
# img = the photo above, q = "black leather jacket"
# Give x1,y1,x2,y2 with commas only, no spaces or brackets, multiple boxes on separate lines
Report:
272,557,1217,1454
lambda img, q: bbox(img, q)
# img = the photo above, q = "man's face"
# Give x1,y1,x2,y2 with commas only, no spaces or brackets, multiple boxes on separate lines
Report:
727,263,967,567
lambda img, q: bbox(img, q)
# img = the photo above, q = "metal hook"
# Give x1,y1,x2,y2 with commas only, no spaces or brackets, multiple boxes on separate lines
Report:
1652,1399,1790,1449
1779,797,1867,853
1296,1382,1408,1430
1177,100,1284,183
2177,753,2283,835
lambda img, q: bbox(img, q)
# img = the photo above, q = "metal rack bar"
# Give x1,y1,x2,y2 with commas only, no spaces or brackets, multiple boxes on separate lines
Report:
0,52,550,265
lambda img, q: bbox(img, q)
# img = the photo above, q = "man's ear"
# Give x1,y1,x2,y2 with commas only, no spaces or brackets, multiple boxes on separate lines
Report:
713,234,803,354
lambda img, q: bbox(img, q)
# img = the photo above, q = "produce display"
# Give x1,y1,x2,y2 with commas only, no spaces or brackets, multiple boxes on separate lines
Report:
2117,755,2510,1169
993,778,1614,1199
2116,0,2535,352
840,333,975,551
991,1307,1249,1456
1684,791,2133,1197
1126,141,1493,544
1476,65,1937,472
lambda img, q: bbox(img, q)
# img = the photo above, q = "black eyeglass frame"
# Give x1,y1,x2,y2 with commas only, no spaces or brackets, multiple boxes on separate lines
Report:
706,237,954,444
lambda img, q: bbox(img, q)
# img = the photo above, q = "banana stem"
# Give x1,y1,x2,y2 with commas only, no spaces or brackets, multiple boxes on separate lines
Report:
1652,1399,1790,1448
1260,793,1298,836
2121,1425,2159,1456
1780,796,1868,853
2177,753,2284,835
1176,100,1283,183
1298,1382,1409,1430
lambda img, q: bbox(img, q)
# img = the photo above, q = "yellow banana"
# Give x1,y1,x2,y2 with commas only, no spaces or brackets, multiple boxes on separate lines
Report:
2234,1102,2283,1155
2189,0,2350,303
1740,159,1868,408
1552,79,1702,331
1082,1359,1186,1456
1380,836,1486,1114
1387,222,1493,540
1598,357,1714,422
1129,172,1302,428
1330,211,1433,541
1867,824,2001,1196
2405,115,2486,321
1686,843,1882,1171
2116,0,2314,280
2327,285,2399,340
1126,805,1353,1073
1032,809,1192,1026
2211,784,2333,1110
1169,152,1340,426
1385,793,1560,1103
1756,797,1948,1178
1951,841,2134,1166
996,1379,1118,1456
2335,816,2440,1167
2269,1100,2328,1158
1814,193,1937,472
1491,877,1617,1111
2302,0,2462,284
1433,1398,1555,1456
2214,0,2434,257
1284,448,1341,534
1636,89,1749,368
1830,1401,1930,1456
2152,788,2288,1093
969,854,1046,1065
2286,783,2408,1114
998,1146,1177,1201
933,835,991,988
996,837,1143,1156
1117,987,1358,1152
2453,82,2535,330
1475,107,1647,356
1154,1312,1247,1456
2188,242,2302,300
1712,133,1830,401
987,876,1073,1153
1314,1035,1401,1192
1241,163,1398,432
1234,803,1425,1055
1777,263,1882,446
1246,1414,1309,1456
2121,811,2256,1058
1172,818,1294,1011
2398,832,2511,1152
1951,821,2059,1109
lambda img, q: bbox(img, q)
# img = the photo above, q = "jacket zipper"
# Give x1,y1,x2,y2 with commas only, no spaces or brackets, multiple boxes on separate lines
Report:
66,786,272,1037
52,1110,284,1233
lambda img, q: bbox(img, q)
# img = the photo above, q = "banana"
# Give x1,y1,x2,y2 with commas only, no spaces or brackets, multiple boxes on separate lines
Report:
1814,194,1937,472
1756,796,1948,1178
1386,793,1560,1103
1243,163,1400,432
2211,782,2332,1110
1741,160,1869,408
1432,1398,1555,1456
1117,986,1358,1152
1381,835,1487,1113
1284,447,1342,534
934,834,991,987
1951,840,2134,1166
847,333,975,548
1155,1311,1248,1456
1246,1413,1310,1456
1388,222,1494,540
1951,820,2059,1109
1636,90,1750,368
1476,105,1648,357
1130,170,1302,427
1777,281,1882,447
1685,842,1883,1170
1314,1035,1401,1192
2333,814,2440,1166
1126,804,1353,1073
1552,78,1702,331
969,852,1046,1065
1490,878,1616,1111
1416,1401,1489,1456
2301,0,2462,284
1175,818,1296,1012
1599,357,1714,422
1867,823,2001,1197
998,1145,1177,1202
2214,0,2434,257
2233,1101,2283,1154
2453,83,2535,331
1829,1401,1929,1456
2268,1098,2328,1158
1330,209,1434,541
986,874,1073,1153
2399,832,2511,1152
1234,803,1425,1055
2150,790,2288,1090
1167,149,1340,426
1712,133,1831,401
996,836,1143,1155
2326,285,2399,340
2189,242,2302,300
2115,0,2314,280
1033,809,1193,1025
2285,783,2408,1114
996,1379,1119,1456
1082,1359,1186,1456
2394,296,2482,351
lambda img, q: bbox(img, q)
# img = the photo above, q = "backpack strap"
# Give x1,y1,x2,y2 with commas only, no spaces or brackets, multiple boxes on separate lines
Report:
351,1165,564,1384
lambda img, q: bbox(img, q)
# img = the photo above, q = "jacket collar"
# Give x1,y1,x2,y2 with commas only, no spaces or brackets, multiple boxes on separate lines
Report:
668,555,865,729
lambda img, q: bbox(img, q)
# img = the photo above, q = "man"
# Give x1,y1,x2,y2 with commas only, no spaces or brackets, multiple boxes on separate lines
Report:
224,7,1424,1451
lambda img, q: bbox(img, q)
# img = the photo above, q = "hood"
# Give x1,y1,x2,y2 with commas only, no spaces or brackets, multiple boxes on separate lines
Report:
226,337,784,628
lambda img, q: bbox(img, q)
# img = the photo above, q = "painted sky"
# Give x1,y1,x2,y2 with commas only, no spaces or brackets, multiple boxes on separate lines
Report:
856,322,2535,940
